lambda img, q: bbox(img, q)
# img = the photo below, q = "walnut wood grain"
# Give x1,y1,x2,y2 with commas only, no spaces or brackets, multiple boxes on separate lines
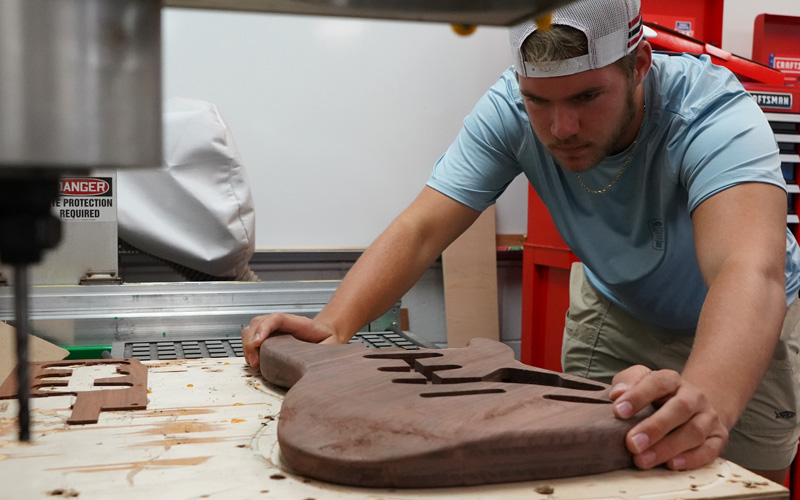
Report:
0,359,148,425
260,334,652,488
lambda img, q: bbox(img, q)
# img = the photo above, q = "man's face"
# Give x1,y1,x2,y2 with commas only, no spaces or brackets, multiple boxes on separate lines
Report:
518,64,636,173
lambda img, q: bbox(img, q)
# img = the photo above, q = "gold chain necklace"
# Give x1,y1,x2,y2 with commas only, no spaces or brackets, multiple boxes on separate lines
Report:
575,105,646,195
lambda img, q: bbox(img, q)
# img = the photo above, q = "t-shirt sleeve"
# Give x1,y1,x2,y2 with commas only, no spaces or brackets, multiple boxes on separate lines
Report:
426,71,525,211
668,62,785,212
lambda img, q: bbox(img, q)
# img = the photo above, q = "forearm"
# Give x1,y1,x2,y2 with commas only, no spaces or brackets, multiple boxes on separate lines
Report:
315,187,481,342
682,262,786,429
315,218,444,341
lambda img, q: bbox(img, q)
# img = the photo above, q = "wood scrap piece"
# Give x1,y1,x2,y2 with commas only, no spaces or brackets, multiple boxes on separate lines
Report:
260,334,652,489
442,205,500,347
0,359,148,425
0,321,69,386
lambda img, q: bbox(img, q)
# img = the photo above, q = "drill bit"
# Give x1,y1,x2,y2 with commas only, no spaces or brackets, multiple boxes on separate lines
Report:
14,265,31,441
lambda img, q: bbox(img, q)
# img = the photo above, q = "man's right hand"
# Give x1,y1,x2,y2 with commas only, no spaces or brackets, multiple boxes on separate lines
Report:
242,313,341,367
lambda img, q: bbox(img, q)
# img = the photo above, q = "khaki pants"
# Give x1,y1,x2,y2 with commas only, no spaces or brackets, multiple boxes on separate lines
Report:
562,263,800,470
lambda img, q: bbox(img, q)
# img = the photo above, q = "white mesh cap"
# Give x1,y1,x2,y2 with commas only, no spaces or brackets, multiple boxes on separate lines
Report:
510,0,655,78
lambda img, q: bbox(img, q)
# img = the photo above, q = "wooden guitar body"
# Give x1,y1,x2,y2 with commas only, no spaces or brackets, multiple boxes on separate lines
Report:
260,334,651,488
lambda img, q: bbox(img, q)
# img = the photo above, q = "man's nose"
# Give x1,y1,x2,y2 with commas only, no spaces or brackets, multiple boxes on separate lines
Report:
550,105,579,140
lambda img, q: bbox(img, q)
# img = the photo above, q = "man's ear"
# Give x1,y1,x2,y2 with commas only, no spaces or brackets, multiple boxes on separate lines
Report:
634,41,653,86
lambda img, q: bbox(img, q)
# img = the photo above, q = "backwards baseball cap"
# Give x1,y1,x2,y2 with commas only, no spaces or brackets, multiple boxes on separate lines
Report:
510,0,657,78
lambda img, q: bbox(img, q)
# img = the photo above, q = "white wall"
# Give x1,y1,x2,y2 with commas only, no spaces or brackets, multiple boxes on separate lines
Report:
721,0,800,59
162,10,522,250
163,2,800,250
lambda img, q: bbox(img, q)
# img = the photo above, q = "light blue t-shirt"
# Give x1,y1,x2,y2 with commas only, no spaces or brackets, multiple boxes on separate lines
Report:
428,53,800,334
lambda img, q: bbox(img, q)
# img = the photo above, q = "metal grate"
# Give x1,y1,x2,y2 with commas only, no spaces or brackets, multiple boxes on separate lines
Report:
112,331,423,360
349,331,420,350
113,338,244,360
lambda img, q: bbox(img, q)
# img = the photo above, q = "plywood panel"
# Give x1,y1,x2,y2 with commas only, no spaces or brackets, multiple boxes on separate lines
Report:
443,205,500,347
0,356,787,499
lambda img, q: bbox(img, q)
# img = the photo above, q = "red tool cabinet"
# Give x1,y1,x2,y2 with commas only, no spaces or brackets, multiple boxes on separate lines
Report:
753,14,800,79
520,189,578,371
641,0,724,47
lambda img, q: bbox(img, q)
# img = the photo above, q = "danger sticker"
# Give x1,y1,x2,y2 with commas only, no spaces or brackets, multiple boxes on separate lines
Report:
52,176,115,222
60,178,111,196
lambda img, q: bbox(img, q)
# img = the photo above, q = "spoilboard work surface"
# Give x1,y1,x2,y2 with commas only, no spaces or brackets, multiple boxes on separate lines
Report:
259,334,653,488
0,357,787,499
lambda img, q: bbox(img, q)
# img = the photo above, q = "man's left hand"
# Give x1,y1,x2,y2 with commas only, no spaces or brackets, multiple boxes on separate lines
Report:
610,365,729,470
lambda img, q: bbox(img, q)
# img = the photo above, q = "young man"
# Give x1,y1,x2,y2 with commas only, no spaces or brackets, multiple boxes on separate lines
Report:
243,0,800,483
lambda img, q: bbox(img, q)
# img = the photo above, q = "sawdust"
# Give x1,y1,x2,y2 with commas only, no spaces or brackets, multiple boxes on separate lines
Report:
142,360,187,369
146,408,216,417
47,455,211,473
136,421,219,435
135,436,239,450
0,417,18,436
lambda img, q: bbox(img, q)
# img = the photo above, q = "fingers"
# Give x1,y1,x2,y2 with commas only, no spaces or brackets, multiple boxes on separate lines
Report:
612,368,729,471
242,319,264,368
665,433,727,471
626,380,704,444
610,365,652,400
241,313,340,367
241,313,294,368
627,399,724,468
612,368,680,418
634,412,727,471
320,335,342,345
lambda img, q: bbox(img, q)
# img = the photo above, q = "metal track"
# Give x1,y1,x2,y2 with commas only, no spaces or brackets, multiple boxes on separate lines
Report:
0,280,400,347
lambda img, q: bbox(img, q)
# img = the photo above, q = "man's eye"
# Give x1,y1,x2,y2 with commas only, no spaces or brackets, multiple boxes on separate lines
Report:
577,93,599,102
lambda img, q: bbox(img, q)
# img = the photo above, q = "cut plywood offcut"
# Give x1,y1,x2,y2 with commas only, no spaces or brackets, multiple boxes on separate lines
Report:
0,359,148,424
